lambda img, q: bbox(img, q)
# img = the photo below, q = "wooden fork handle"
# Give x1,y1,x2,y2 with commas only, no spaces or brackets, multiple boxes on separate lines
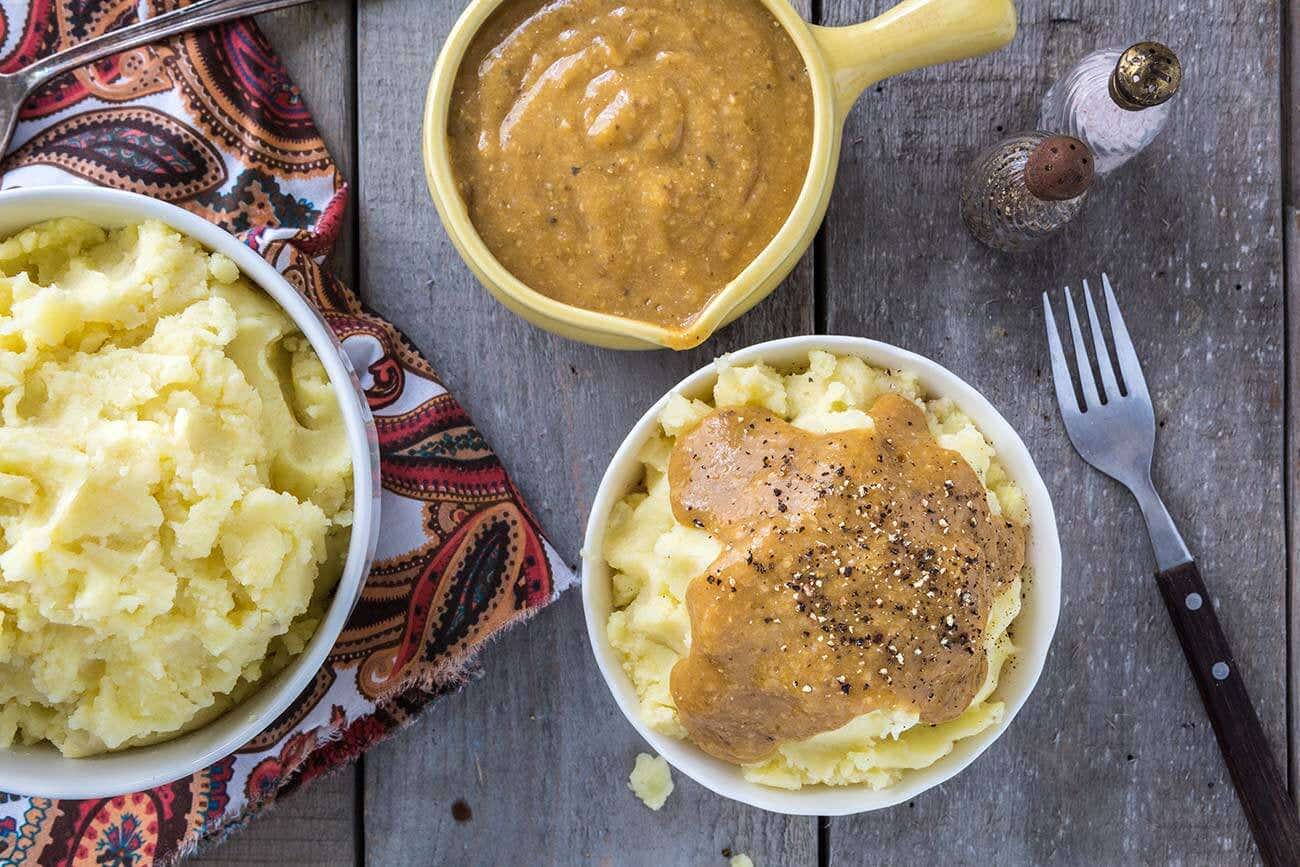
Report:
1156,560,1300,865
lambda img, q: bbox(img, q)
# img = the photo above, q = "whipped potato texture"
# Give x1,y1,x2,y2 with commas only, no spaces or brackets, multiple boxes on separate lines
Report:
0,218,352,757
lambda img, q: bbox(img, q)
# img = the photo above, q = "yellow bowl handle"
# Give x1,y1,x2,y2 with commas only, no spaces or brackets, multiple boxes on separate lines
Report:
811,0,1017,116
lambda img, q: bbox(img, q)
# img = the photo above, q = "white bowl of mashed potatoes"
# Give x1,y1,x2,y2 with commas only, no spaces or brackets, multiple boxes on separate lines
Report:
582,335,1060,815
0,187,380,799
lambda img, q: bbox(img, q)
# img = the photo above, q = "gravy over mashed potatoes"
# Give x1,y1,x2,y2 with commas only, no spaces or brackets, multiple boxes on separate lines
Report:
0,218,352,757
604,351,1029,789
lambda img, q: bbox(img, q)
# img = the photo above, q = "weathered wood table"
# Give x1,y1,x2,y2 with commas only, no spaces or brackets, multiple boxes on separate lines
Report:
194,1,1293,864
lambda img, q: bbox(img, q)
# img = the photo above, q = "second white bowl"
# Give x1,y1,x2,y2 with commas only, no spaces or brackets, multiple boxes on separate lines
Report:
581,335,1061,815
0,187,381,800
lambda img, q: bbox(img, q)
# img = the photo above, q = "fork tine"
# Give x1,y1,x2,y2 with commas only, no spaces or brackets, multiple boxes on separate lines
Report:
1082,278,1120,401
1063,286,1101,408
1101,273,1150,400
1042,293,1081,414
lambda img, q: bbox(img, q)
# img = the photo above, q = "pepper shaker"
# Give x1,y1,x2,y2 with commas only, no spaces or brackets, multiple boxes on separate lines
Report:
960,133,1094,253
1039,41,1182,174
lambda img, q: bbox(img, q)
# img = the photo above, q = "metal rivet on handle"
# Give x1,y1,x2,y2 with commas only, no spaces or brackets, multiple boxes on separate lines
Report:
1185,592,1202,611
1212,662,1230,681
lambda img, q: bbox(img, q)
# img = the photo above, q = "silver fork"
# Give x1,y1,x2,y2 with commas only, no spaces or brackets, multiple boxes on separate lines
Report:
0,0,315,161
1044,275,1300,866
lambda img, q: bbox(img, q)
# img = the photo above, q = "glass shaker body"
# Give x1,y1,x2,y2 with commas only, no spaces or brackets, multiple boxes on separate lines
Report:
1039,47,1172,174
960,132,1087,253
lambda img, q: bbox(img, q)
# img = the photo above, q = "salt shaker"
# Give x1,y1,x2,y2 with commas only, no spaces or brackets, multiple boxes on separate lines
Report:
1039,41,1182,174
960,132,1094,253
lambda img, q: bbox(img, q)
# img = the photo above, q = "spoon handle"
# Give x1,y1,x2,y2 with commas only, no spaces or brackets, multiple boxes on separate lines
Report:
16,0,315,92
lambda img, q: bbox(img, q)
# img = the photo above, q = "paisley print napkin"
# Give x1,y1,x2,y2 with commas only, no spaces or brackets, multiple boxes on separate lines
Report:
0,2,574,864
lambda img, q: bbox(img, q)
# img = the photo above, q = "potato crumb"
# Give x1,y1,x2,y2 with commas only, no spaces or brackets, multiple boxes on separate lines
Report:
628,752,673,810
730,856,755,867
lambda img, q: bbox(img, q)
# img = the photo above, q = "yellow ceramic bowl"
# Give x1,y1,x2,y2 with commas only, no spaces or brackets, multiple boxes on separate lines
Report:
422,0,1017,350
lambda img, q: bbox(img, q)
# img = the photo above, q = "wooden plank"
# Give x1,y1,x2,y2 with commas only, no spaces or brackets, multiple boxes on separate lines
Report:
191,3,360,864
1284,0,1299,806
822,0,1284,864
356,1,818,863
190,772,357,866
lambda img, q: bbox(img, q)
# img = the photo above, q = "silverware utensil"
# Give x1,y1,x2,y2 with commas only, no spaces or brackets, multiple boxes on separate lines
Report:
1043,274,1300,866
0,0,315,160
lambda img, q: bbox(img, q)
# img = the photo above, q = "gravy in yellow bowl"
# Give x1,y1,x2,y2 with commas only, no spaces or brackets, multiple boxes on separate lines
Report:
449,0,814,328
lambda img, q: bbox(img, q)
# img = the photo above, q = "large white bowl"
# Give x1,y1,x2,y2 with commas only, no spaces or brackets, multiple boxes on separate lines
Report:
582,335,1061,815
0,187,381,800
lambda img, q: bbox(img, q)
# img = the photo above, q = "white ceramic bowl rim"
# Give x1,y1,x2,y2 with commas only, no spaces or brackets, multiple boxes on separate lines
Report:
0,186,381,800
581,335,1062,815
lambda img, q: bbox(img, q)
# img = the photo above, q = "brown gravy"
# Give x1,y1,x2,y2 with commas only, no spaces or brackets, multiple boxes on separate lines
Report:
667,395,1027,765
448,0,814,328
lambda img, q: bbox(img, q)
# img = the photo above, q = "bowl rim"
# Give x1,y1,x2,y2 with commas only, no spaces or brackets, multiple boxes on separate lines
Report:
580,334,1062,815
0,186,381,800
421,0,841,350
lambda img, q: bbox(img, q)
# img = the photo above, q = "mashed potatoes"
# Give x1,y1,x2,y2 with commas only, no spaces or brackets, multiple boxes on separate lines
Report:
0,218,352,757
628,752,674,810
604,351,1029,789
